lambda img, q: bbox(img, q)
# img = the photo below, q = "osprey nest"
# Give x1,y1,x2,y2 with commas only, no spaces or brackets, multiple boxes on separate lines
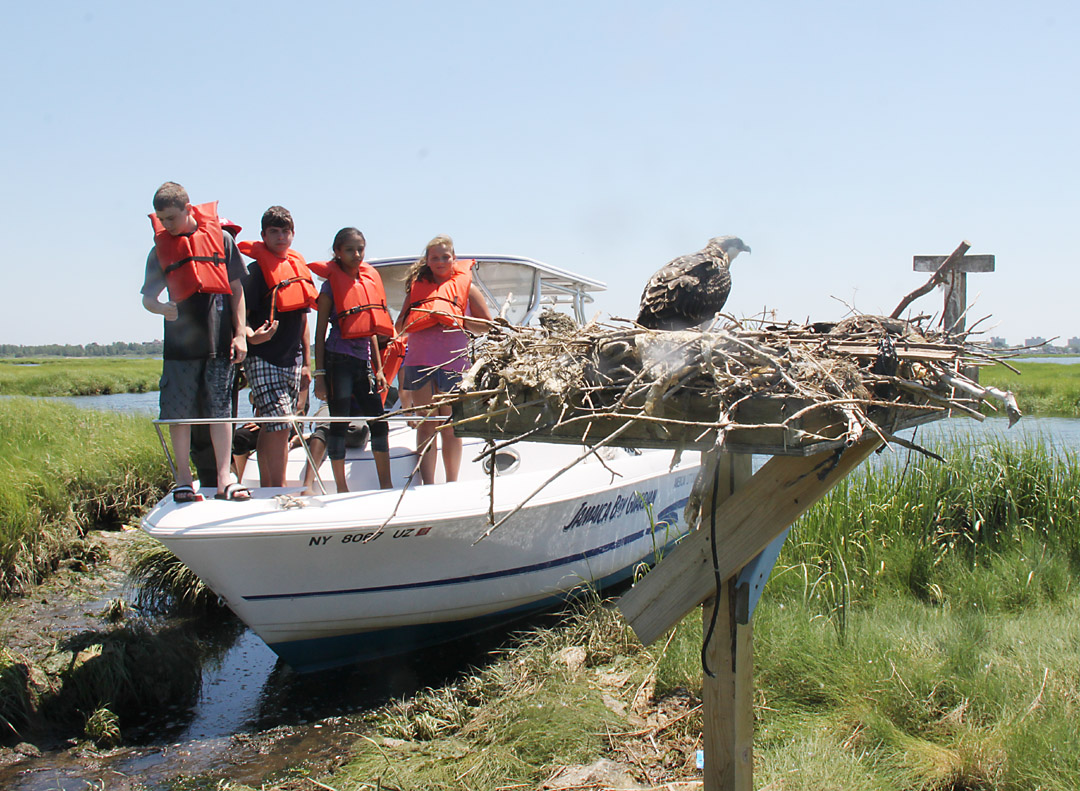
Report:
450,312,1021,458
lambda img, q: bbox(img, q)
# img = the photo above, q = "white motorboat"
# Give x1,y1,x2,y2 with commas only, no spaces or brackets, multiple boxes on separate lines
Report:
141,255,701,672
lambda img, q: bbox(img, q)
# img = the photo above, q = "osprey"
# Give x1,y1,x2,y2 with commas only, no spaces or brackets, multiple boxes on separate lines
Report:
636,236,751,330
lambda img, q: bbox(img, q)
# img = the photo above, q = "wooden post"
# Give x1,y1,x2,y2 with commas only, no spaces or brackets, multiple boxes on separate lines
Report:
702,453,753,791
912,252,995,336
619,439,881,646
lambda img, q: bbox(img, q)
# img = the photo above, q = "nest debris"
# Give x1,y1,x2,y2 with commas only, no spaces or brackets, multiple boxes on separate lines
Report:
450,311,1021,458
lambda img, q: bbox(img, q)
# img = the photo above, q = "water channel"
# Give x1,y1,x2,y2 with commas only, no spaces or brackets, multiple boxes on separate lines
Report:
4,390,1078,789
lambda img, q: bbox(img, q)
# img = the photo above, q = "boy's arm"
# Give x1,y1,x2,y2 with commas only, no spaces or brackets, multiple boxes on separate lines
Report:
243,265,279,344
142,293,178,322
141,249,178,320
228,277,248,364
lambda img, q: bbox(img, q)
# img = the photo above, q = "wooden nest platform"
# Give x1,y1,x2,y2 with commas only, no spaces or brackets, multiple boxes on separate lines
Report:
449,313,1020,457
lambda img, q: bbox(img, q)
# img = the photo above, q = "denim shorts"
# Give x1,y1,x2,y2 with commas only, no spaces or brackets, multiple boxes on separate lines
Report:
400,364,463,393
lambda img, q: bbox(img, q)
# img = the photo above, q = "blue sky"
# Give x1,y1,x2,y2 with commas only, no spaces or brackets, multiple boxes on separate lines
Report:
2,1,1077,346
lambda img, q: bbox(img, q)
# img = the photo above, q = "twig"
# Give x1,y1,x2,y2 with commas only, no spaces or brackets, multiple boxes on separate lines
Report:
472,421,635,543
891,240,971,319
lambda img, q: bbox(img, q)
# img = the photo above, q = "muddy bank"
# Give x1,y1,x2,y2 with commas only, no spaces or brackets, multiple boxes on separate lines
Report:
0,527,571,790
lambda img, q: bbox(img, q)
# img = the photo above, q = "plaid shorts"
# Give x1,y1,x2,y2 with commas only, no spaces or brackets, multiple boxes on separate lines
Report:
245,355,302,432
159,358,234,420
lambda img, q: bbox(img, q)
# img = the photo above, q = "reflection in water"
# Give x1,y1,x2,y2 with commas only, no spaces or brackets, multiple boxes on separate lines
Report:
1,610,554,791
905,416,1080,453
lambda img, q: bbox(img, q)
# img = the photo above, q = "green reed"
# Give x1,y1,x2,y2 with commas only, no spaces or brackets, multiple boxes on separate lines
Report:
127,533,226,615
981,361,1080,417
771,437,1080,621
647,438,1080,790
0,357,161,397
0,398,171,596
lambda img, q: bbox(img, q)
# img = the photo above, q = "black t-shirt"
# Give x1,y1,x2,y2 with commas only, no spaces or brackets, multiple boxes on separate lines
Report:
242,260,308,368
142,233,246,361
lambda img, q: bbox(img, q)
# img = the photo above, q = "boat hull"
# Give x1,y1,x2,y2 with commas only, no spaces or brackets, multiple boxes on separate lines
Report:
142,434,698,671
142,439,698,671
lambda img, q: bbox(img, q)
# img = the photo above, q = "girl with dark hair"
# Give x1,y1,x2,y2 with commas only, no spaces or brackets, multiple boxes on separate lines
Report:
311,228,395,492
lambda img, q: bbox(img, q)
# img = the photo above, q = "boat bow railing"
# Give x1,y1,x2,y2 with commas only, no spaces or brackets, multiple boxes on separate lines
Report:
152,413,446,496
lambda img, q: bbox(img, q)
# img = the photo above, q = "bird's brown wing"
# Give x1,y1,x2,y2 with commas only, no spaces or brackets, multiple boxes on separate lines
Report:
637,251,730,330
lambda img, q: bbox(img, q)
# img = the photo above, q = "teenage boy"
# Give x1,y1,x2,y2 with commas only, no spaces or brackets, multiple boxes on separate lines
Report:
141,182,250,501
238,206,316,487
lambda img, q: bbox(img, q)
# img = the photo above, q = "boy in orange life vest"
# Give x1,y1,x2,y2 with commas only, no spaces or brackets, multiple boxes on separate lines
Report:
239,206,317,488
140,181,250,503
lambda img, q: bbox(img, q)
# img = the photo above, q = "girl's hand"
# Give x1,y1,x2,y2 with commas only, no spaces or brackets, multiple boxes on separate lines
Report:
374,370,387,393
313,376,327,402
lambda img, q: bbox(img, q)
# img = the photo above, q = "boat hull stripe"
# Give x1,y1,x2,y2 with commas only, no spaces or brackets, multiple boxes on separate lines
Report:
242,497,687,602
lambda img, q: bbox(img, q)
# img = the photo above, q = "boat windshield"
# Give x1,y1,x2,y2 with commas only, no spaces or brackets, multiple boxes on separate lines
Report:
370,254,605,325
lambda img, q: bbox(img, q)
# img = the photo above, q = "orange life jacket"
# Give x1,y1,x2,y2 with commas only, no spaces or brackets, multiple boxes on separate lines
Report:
309,259,395,339
377,335,407,404
149,201,233,302
403,259,474,333
238,241,318,316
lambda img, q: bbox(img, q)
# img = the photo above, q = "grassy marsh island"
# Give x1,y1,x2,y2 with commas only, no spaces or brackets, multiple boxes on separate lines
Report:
0,357,161,397
224,439,1080,791
0,398,170,596
981,360,1080,418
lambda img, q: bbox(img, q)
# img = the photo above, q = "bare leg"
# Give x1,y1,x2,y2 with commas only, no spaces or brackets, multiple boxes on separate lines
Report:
233,453,249,482
374,450,392,489
438,404,461,482
256,428,290,487
170,424,194,488
301,436,328,495
410,381,440,484
209,422,234,492
330,458,349,493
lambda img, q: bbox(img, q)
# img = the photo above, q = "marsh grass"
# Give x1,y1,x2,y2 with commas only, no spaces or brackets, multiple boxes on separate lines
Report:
127,533,226,615
0,357,161,397
1,617,218,744
339,599,638,790
981,361,1080,417
0,647,31,736
0,398,171,596
773,438,1080,623
46,622,203,725
84,705,121,747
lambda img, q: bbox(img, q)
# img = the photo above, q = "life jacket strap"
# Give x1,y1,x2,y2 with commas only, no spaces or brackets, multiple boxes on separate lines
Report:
163,253,226,274
335,303,384,320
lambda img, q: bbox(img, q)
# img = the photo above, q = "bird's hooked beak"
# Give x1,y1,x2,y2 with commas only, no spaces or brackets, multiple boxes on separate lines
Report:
727,240,751,263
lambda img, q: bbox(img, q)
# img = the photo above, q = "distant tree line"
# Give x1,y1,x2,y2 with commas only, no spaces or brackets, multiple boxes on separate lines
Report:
0,341,163,358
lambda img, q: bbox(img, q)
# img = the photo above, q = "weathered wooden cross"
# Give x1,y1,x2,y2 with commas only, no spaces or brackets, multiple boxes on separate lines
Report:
913,248,996,335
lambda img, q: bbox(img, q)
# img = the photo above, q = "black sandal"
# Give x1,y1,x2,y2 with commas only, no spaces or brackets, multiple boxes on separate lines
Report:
172,485,201,503
215,483,252,502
